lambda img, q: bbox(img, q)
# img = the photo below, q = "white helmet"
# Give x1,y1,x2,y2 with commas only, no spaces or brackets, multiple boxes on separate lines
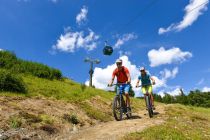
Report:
115,59,122,64
140,67,145,71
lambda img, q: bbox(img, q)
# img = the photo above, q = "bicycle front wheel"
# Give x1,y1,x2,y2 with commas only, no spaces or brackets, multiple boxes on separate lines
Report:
113,95,123,121
146,95,153,118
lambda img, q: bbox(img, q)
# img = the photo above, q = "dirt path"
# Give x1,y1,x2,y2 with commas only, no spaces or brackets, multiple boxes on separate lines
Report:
56,105,166,140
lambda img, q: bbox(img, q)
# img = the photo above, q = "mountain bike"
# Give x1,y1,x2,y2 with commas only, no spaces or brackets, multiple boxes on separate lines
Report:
136,85,154,118
109,83,132,121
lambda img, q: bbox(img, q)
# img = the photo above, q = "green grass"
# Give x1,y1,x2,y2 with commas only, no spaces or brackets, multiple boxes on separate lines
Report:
9,116,22,128
0,74,146,123
80,102,113,122
123,104,210,140
0,74,116,122
39,114,54,125
0,74,114,101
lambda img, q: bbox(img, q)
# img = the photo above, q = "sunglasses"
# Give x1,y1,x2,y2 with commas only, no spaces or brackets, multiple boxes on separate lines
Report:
116,63,122,66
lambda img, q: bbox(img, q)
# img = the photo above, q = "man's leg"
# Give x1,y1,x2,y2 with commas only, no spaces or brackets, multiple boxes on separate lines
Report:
148,86,155,109
125,93,130,107
141,87,147,109
150,94,154,105
124,84,131,107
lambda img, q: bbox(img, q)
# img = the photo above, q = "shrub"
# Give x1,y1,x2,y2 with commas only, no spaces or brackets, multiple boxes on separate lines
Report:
0,69,27,93
0,51,62,80
63,113,80,125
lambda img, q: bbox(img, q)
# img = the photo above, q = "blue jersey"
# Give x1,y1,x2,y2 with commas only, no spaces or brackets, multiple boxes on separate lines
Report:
138,74,151,86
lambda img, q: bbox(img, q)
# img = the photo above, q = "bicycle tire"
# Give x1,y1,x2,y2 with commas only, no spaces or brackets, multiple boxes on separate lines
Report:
112,95,123,121
146,95,153,118
119,95,124,120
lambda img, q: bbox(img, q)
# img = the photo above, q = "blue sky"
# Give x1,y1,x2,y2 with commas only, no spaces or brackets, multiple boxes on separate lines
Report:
0,0,210,96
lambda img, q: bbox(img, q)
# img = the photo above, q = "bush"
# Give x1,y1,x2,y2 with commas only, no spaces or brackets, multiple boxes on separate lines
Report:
0,69,27,93
154,90,210,108
0,51,62,80
63,113,80,125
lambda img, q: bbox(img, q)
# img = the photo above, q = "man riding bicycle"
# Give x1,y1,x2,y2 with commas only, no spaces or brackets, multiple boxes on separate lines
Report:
108,59,131,110
135,67,156,109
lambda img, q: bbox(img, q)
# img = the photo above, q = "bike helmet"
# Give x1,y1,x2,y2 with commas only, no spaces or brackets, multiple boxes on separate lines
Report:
115,59,122,64
140,67,145,71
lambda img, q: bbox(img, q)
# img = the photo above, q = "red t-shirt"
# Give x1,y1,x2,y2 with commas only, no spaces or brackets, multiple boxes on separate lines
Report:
112,66,129,83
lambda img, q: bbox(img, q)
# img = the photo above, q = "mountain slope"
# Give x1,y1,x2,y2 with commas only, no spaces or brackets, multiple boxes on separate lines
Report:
0,51,209,140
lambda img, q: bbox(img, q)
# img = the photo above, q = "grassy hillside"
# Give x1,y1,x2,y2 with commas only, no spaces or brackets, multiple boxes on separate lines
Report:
0,51,62,80
1,51,209,140
0,73,145,139
0,74,115,119
123,104,210,140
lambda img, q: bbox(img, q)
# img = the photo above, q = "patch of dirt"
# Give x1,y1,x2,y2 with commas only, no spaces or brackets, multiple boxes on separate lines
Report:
0,96,96,139
0,96,167,140
56,104,167,140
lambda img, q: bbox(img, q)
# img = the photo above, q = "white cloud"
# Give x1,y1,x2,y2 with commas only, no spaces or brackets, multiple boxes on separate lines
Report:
18,0,59,3
76,6,88,25
197,78,204,85
153,67,179,90
17,0,30,2
85,55,179,97
148,47,192,67
160,67,178,79
202,86,210,92
0,48,3,51
159,0,209,34
119,51,132,56
157,88,183,97
50,0,58,3
85,55,140,95
52,27,99,53
113,33,137,49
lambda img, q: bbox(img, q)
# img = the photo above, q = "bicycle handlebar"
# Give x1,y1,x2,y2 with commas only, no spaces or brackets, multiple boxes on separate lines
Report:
108,83,128,87
135,85,142,88
136,83,155,88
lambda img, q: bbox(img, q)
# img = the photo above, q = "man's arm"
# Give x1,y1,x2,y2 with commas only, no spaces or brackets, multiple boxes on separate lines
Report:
109,75,115,86
150,76,155,85
126,72,131,83
108,72,115,86
136,79,140,87
124,67,131,84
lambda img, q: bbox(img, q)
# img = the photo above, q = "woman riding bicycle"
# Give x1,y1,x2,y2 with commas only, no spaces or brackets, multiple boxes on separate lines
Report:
108,59,131,110
135,67,156,109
